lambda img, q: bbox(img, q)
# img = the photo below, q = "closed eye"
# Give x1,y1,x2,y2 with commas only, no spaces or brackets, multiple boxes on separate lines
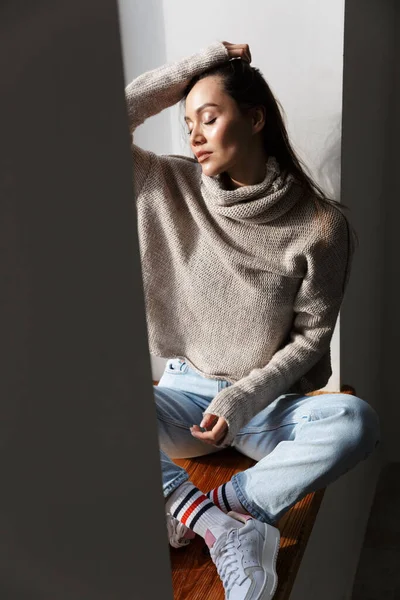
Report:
187,118,217,135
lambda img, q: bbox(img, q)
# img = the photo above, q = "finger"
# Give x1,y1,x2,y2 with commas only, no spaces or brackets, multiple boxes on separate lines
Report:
191,417,227,443
234,50,251,63
230,47,247,60
222,42,251,62
200,414,218,429
233,44,251,62
210,416,229,440
190,427,216,446
239,44,251,61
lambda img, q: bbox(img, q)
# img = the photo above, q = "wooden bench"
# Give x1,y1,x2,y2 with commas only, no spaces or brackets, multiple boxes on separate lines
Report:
155,381,355,599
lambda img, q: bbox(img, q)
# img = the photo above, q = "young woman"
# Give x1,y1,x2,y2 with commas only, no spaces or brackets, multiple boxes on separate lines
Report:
125,41,380,599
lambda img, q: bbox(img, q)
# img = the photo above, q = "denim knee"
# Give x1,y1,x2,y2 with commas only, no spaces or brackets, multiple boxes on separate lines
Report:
338,394,380,457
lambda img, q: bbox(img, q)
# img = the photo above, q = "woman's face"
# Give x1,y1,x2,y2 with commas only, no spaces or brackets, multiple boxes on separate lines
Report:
184,76,255,178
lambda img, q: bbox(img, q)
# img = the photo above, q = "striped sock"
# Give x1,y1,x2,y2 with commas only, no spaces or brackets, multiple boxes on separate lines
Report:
206,481,250,515
165,481,242,541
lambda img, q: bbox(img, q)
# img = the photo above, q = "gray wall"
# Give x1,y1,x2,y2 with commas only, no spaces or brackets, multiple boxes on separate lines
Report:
340,0,395,425
1,1,173,597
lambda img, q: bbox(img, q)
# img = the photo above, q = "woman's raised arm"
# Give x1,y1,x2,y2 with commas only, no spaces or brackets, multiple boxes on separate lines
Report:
125,42,229,135
124,41,253,134
125,41,229,196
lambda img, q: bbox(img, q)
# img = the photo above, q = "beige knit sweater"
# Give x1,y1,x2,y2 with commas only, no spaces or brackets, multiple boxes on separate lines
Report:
125,41,354,447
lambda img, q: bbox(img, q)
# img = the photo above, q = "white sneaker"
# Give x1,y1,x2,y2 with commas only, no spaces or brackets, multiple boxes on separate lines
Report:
206,511,280,599
166,513,196,548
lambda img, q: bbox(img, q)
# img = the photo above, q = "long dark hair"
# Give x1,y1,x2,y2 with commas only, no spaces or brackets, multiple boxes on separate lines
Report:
182,58,358,247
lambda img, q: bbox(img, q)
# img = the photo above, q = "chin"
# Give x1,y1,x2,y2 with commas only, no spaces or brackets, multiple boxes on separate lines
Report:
200,161,225,178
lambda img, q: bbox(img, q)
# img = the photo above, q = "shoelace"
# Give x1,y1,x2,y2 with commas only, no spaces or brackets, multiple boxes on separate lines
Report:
212,536,241,592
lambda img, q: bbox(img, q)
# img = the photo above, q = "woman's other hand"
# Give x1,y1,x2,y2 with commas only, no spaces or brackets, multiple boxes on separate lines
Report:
190,413,228,445
221,41,252,63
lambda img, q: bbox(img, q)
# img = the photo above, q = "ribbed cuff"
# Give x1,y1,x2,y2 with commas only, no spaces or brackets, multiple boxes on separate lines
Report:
203,371,282,446
202,386,253,447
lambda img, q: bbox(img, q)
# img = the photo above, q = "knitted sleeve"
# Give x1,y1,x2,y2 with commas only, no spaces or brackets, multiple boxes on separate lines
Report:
204,207,355,448
124,41,229,197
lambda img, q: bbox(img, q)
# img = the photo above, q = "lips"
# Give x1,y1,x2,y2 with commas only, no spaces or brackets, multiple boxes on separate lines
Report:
196,152,212,162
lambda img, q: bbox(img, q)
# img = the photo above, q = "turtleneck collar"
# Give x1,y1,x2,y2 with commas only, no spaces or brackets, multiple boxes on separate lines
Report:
201,156,304,224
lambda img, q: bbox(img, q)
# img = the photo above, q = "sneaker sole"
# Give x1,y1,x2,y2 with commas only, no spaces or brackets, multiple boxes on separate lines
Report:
260,524,280,599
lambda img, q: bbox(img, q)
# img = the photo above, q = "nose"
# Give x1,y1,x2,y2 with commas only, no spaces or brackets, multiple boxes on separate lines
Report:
190,122,206,146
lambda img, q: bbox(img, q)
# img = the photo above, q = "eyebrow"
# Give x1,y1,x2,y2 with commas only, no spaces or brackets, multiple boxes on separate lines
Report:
184,103,219,122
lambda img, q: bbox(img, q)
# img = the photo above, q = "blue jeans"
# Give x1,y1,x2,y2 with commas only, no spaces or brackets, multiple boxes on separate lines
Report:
156,358,380,524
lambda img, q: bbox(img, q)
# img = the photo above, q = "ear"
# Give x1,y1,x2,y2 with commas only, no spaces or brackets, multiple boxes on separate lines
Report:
251,106,266,135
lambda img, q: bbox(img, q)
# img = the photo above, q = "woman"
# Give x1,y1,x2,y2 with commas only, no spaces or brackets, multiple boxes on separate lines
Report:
125,41,380,599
